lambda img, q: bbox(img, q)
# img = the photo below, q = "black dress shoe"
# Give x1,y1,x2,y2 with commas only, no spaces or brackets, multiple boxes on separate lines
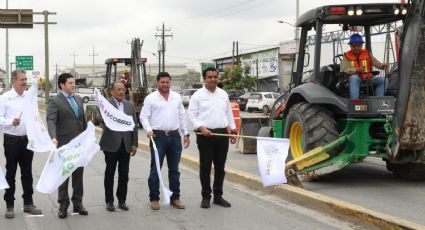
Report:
23,204,42,215
106,202,115,212
118,202,129,211
58,208,67,219
200,198,210,209
73,206,88,215
213,196,231,207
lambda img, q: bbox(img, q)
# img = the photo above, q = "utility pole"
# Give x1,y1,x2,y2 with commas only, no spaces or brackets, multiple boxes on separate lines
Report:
5,0,9,89
89,45,98,84
70,52,78,72
295,0,300,40
155,22,173,72
232,41,235,66
236,41,239,65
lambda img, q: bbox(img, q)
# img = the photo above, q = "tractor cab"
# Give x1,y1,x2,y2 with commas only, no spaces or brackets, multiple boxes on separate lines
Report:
285,3,407,117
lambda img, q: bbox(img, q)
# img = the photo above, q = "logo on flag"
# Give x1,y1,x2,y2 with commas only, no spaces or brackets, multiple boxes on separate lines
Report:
94,88,135,131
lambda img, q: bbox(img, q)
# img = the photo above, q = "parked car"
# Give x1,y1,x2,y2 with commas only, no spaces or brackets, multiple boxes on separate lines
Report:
181,89,198,107
226,90,244,102
246,92,280,113
236,92,252,111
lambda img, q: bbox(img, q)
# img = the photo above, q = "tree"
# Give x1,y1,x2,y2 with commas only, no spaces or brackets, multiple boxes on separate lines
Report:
220,65,256,90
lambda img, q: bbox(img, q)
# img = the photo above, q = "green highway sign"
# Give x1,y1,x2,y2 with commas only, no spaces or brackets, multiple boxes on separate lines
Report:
16,56,34,70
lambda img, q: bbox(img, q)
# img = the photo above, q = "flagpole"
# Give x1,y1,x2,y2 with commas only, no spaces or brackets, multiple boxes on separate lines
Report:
195,132,258,140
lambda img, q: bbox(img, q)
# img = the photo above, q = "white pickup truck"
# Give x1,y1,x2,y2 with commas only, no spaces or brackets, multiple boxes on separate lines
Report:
49,87,96,103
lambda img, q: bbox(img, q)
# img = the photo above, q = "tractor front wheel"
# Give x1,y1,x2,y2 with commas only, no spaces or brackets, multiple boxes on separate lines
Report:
284,102,340,162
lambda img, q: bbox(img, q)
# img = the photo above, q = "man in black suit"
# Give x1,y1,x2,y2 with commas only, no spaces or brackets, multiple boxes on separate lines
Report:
99,82,138,212
46,73,88,218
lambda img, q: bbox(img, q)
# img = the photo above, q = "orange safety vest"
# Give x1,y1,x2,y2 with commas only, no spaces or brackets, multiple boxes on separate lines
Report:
344,49,373,79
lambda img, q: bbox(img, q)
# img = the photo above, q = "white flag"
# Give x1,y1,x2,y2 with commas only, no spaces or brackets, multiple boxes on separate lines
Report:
150,137,173,205
0,167,9,190
36,122,100,193
256,137,289,187
22,83,56,152
95,88,135,132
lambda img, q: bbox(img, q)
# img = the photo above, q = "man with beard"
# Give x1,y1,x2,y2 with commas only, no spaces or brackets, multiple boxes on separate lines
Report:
140,72,190,210
188,67,237,209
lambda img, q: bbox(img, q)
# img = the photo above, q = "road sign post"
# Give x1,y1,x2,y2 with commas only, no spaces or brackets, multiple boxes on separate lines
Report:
15,56,33,70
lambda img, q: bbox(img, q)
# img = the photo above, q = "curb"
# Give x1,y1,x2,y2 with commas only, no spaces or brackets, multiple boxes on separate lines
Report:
94,127,422,229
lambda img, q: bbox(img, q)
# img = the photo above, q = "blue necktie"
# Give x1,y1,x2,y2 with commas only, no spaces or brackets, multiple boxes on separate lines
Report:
67,96,79,117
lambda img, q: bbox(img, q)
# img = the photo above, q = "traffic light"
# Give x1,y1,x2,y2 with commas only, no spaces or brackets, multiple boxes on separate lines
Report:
0,9,33,29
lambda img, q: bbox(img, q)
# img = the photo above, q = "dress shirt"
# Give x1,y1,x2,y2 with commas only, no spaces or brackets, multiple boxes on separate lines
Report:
140,90,189,135
188,87,236,130
61,91,78,108
112,97,124,112
0,88,28,136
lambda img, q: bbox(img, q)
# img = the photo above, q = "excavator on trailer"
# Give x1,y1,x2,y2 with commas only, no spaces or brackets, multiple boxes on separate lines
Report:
86,38,148,126
261,0,425,183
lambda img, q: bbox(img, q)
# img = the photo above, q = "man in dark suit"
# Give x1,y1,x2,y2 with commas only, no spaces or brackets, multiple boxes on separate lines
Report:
99,82,138,212
46,73,88,219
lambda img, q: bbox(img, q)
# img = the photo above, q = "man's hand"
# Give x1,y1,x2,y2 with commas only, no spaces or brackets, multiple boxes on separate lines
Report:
230,130,237,144
130,146,137,156
147,131,154,138
381,63,389,70
12,118,20,126
52,138,58,147
355,67,365,73
183,135,190,149
199,127,212,137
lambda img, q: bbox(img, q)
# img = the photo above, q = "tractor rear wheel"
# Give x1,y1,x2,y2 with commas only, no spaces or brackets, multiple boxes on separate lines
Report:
386,161,425,181
284,102,340,162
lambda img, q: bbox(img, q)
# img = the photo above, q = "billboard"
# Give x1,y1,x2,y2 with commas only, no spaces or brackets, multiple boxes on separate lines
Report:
241,48,279,79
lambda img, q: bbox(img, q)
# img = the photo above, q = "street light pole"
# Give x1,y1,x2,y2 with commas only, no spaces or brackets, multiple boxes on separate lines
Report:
5,0,9,89
295,0,299,40
10,62,15,72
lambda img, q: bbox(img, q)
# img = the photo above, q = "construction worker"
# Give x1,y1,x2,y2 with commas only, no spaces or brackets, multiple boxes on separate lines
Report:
342,33,389,99
122,70,131,100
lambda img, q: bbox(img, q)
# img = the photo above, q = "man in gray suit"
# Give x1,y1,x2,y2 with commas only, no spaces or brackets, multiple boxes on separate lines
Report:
46,73,88,219
99,82,138,212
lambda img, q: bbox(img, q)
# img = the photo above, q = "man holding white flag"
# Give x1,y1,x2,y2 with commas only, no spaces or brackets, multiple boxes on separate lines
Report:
97,82,138,212
256,137,289,187
0,69,42,219
140,72,190,210
46,73,88,219
36,122,99,195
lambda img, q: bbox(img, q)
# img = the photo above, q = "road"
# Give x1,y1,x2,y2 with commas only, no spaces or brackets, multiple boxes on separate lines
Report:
136,110,425,226
0,134,364,230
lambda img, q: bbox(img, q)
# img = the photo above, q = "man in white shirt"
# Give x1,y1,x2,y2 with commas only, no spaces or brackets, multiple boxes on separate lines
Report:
140,72,190,210
188,67,237,209
0,69,42,218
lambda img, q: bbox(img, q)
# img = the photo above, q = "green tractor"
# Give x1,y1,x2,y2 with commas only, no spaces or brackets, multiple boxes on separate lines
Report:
263,1,425,180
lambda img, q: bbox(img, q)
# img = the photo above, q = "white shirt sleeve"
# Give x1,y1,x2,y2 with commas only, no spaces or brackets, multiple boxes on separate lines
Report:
178,99,189,135
140,96,153,132
0,95,13,126
187,93,202,130
225,97,236,130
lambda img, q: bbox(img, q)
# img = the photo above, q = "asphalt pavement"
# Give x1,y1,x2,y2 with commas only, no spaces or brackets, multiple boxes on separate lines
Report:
0,133,366,230
136,110,425,226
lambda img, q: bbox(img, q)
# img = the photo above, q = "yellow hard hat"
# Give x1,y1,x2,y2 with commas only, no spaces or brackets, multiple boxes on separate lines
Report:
124,69,129,74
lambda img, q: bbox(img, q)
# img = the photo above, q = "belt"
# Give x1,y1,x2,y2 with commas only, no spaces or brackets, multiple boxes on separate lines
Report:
152,130,179,136
4,133,28,141
195,128,227,134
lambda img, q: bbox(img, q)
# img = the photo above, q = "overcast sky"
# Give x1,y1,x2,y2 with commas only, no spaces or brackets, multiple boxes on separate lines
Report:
0,0,400,76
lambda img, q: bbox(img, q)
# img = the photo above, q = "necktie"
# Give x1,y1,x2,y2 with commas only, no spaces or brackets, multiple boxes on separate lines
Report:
67,96,79,117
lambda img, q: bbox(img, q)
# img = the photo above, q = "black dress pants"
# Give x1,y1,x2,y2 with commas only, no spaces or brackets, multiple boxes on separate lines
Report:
104,141,130,203
3,135,34,208
196,128,229,199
